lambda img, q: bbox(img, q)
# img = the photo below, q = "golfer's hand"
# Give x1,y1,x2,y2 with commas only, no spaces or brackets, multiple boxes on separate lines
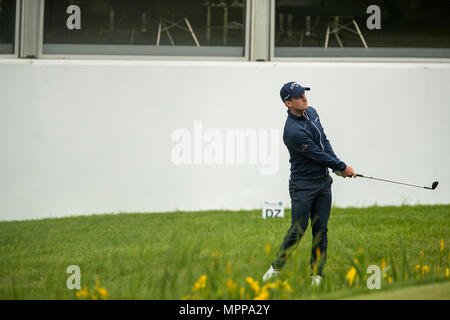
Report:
342,166,356,178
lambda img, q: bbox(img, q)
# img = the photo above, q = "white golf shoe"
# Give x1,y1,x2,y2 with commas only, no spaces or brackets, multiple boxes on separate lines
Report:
263,266,280,282
311,275,322,287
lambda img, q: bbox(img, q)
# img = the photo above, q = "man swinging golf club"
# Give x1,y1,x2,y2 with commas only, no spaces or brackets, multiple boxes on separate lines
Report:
263,81,356,286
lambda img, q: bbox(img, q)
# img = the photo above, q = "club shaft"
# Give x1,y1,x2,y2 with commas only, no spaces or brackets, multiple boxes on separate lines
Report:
356,174,430,189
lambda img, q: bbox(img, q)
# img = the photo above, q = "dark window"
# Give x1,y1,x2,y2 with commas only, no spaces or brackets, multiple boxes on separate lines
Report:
0,0,16,54
43,0,247,56
275,0,450,57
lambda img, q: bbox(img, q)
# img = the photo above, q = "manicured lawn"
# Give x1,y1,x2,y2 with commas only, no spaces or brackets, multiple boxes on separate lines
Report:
0,205,448,299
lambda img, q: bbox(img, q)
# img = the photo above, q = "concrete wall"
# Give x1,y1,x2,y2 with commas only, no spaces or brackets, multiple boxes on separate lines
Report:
0,59,449,221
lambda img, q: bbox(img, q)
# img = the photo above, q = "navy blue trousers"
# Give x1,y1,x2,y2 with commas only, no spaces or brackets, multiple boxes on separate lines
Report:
272,175,333,276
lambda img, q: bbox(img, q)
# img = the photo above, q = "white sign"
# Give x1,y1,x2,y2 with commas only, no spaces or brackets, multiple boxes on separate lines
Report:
262,201,284,219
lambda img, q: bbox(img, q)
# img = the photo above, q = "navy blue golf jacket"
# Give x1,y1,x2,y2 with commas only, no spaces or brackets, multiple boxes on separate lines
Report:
284,106,346,180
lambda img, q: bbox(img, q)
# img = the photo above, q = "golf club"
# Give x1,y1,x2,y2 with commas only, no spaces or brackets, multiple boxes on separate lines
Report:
334,171,439,190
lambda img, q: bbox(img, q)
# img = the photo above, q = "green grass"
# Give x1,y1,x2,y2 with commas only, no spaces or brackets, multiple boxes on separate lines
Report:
0,204,449,300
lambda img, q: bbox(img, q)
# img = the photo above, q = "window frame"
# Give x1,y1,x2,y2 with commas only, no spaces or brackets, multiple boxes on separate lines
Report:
3,0,450,61
269,0,450,62
38,0,252,61
0,0,20,58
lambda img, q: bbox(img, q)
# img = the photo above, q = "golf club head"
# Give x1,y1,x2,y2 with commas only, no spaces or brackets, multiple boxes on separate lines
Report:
431,181,439,190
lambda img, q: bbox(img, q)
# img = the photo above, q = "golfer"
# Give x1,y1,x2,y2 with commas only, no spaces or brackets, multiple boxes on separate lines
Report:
263,81,356,286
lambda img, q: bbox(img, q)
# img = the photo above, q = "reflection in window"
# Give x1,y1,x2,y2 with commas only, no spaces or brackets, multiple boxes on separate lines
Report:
43,0,247,56
275,0,450,57
0,0,16,54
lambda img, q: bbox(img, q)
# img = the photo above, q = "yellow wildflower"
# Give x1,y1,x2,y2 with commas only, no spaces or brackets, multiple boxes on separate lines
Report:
227,279,237,292
75,286,89,299
255,281,282,300
239,287,245,299
96,287,108,300
93,279,108,300
254,288,269,300
414,264,421,272
421,265,429,275
387,277,392,283
357,248,364,255
265,243,271,256
440,239,444,252
353,258,359,264
381,258,386,271
245,277,260,295
263,282,278,290
346,267,357,287
192,275,207,292
445,268,449,278
282,280,292,292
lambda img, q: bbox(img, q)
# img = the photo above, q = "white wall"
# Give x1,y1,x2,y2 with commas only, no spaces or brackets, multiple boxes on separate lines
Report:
0,59,449,221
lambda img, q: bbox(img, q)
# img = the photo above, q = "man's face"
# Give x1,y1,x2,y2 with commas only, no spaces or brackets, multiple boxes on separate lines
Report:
285,93,308,112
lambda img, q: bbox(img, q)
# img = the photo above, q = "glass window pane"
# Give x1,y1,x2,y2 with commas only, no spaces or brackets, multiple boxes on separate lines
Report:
0,0,16,54
43,0,247,57
275,0,450,57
